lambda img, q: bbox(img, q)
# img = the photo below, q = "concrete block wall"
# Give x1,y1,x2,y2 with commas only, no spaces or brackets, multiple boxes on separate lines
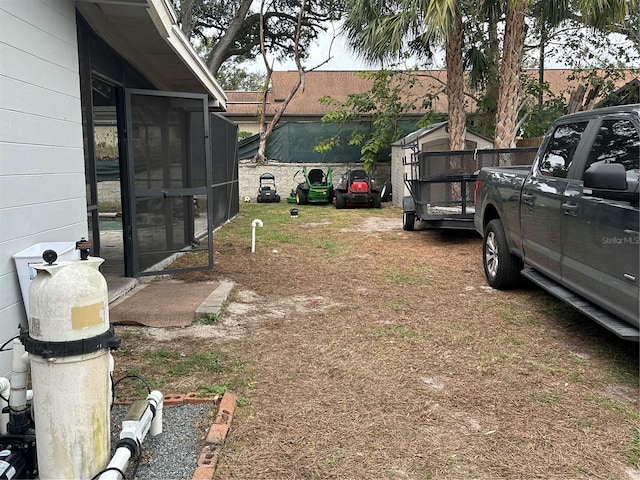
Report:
96,161,392,204
238,160,391,201
96,161,392,212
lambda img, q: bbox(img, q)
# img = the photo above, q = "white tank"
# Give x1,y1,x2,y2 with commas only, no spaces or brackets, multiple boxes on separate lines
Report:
27,257,112,480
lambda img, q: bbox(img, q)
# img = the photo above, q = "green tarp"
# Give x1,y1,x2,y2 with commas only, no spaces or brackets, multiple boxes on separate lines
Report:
238,121,419,163
96,161,120,182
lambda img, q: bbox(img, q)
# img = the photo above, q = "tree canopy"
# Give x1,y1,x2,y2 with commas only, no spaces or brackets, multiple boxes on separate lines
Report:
341,0,638,150
171,0,346,76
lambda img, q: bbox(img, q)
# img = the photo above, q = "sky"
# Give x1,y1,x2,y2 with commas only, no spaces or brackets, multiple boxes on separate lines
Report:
284,29,376,70
246,21,640,73
246,24,384,72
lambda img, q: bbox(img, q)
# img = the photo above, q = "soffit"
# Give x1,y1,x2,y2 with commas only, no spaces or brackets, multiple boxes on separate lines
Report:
76,0,226,109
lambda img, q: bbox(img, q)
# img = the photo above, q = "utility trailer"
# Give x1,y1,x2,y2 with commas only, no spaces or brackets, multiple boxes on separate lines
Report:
402,148,538,231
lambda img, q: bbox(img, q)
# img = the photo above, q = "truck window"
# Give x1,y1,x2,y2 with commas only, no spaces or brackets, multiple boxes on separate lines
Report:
584,119,640,182
539,122,588,178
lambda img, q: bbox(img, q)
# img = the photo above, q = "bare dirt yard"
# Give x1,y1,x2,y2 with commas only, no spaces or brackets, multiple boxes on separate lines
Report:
113,202,639,479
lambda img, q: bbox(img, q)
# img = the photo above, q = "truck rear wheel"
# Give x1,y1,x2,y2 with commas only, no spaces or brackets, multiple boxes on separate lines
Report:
483,219,522,289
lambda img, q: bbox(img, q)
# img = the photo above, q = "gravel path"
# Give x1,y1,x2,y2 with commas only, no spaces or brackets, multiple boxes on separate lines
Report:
109,403,206,480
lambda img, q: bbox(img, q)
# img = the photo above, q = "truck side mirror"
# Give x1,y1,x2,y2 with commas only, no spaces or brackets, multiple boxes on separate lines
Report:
583,163,627,190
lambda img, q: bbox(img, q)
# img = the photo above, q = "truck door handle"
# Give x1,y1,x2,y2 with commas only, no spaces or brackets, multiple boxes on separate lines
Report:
562,202,579,216
521,193,535,206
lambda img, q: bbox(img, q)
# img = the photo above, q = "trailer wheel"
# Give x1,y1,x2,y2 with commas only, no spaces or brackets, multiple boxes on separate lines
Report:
483,219,522,289
403,211,415,231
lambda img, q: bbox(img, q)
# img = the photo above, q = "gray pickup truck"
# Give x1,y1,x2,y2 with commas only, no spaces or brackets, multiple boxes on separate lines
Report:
474,104,639,341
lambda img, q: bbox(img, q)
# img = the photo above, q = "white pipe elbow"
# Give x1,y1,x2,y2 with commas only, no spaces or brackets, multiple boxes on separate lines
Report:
0,377,10,435
251,219,264,253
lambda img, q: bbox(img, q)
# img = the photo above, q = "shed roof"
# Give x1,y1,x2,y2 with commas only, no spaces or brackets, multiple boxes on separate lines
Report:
391,122,493,148
391,122,449,146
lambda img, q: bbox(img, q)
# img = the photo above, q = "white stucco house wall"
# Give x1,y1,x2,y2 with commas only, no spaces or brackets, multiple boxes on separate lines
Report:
390,122,494,208
0,0,229,378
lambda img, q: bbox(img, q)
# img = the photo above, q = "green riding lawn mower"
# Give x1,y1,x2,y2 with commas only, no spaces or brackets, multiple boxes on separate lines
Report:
287,167,334,205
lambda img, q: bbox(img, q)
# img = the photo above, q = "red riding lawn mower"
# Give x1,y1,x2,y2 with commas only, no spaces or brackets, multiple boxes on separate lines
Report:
334,168,382,209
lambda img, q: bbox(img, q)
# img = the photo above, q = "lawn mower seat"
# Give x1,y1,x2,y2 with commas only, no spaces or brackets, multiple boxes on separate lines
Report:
350,169,367,183
308,168,324,185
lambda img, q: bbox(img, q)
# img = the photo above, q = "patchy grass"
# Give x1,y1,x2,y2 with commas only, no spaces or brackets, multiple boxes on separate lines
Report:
628,427,640,467
113,342,250,400
383,265,432,286
114,201,640,478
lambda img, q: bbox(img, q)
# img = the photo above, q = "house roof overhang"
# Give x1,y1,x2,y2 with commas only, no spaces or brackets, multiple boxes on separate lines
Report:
76,0,226,110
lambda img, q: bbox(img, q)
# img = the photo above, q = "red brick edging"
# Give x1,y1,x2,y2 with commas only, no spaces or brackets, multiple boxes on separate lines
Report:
114,391,237,479
193,392,237,480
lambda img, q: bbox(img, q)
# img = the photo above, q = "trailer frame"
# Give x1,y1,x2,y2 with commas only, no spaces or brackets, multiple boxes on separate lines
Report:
402,147,538,231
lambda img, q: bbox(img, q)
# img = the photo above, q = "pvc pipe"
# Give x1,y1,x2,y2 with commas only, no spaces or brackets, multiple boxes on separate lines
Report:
4,339,30,436
98,390,164,480
99,447,131,480
149,391,163,437
251,219,263,253
0,377,10,435
109,353,115,410
9,339,29,419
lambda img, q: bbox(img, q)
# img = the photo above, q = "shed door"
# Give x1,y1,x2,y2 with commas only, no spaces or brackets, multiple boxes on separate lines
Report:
124,89,213,276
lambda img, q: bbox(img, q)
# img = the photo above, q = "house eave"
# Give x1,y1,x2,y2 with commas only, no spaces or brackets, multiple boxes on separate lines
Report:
76,0,226,110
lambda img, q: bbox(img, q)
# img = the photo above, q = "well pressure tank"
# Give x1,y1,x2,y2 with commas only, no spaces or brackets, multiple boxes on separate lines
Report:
24,257,116,480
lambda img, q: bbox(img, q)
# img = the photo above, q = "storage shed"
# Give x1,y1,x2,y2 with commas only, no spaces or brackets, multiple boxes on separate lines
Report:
390,122,494,207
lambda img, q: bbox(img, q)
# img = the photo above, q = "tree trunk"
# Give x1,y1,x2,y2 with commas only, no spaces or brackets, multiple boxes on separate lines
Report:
494,0,528,151
178,0,195,37
254,69,273,165
538,21,547,107
254,0,307,165
205,0,254,76
446,14,466,151
482,9,500,137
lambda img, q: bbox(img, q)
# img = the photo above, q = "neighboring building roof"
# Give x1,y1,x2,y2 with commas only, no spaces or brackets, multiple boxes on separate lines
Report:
225,69,639,119
226,70,448,118
76,0,227,109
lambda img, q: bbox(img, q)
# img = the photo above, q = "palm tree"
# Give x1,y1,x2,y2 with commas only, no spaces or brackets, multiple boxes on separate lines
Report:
344,0,636,151
493,0,528,148
493,0,635,148
343,0,468,150
425,0,467,150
